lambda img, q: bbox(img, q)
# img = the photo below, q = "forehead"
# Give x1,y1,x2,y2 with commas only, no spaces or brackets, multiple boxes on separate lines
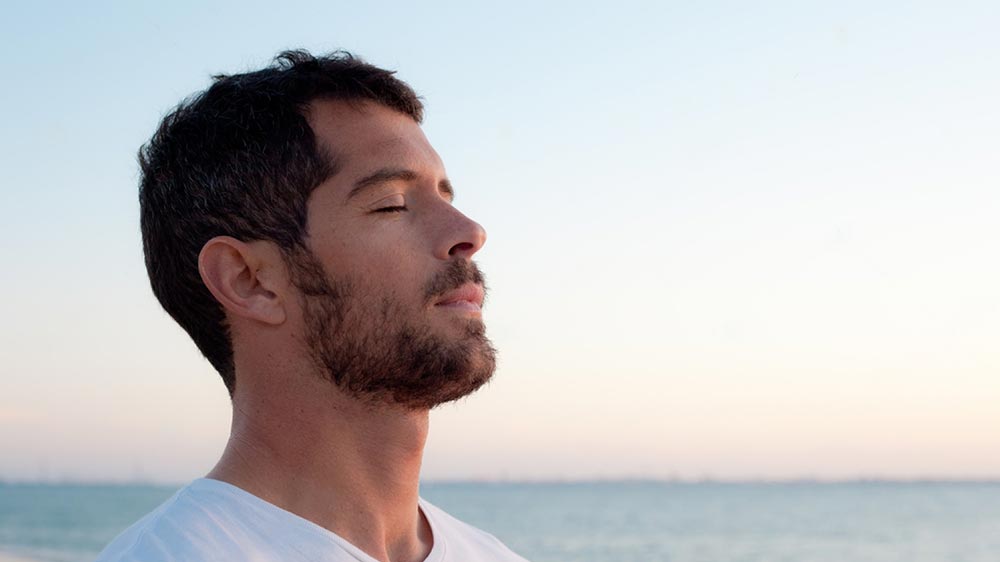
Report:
306,99,443,181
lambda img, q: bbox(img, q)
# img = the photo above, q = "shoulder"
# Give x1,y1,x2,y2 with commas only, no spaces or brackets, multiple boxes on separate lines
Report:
93,484,198,562
419,498,531,562
92,479,282,562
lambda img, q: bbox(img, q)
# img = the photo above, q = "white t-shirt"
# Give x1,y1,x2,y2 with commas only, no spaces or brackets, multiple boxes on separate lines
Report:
94,478,529,562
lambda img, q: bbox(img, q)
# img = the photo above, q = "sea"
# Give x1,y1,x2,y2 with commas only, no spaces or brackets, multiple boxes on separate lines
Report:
1,481,999,562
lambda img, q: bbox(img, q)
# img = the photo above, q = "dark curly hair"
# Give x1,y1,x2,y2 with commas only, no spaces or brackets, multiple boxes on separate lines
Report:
138,50,423,395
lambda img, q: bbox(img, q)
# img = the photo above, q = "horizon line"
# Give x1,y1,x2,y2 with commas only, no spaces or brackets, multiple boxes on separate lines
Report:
4,476,1000,487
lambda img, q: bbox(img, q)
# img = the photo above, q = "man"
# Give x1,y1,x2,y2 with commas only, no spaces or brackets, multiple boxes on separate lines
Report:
95,50,527,562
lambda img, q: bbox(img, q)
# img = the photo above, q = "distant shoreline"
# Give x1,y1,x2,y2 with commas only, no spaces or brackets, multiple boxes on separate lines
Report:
2,478,1000,487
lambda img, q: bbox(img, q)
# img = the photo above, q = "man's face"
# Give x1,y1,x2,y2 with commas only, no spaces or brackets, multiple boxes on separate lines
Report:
288,100,495,409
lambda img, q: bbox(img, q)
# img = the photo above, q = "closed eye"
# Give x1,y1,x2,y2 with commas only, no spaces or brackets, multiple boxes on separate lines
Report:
373,205,408,213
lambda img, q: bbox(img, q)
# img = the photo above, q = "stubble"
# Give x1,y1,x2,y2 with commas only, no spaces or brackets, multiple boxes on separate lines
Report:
284,246,496,410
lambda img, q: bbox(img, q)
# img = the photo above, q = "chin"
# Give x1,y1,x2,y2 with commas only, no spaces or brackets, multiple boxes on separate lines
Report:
410,340,497,410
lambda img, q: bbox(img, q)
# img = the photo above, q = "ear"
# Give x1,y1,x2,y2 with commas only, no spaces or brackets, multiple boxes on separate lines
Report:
198,236,287,326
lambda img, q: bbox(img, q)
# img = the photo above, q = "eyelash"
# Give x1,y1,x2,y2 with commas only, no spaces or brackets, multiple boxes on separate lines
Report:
374,206,408,213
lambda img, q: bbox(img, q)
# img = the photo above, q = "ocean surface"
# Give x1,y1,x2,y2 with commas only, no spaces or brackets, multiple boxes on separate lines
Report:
1,481,999,562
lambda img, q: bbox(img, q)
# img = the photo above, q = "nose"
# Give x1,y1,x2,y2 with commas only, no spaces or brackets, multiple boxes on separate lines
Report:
438,207,487,261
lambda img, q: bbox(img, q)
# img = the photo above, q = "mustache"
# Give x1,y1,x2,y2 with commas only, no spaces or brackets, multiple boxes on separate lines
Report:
425,261,486,301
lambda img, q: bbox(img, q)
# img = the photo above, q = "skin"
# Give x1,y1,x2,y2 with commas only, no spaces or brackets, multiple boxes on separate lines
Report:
196,99,488,562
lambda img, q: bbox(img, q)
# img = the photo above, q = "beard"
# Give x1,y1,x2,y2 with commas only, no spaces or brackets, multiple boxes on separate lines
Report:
284,246,497,410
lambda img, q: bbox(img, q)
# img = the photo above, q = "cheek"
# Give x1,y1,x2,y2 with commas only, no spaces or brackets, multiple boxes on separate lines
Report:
344,246,428,303
321,219,433,300
352,241,414,274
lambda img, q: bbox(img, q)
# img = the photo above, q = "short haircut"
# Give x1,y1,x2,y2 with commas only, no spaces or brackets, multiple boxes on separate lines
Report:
138,50,423,395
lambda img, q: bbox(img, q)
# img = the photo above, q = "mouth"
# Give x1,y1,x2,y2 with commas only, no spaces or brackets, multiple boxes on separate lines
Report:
433,283,485,313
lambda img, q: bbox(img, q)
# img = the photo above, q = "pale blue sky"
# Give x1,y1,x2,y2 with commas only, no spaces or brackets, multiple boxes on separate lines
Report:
1,0,998,482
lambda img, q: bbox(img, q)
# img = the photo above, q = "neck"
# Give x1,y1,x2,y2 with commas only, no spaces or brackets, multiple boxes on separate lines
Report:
208,370,432,562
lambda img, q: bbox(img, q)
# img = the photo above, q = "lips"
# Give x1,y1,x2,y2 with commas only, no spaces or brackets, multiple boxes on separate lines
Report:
434,283,485,310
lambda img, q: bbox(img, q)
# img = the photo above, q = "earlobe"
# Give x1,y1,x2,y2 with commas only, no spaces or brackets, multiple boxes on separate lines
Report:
198,237,287,326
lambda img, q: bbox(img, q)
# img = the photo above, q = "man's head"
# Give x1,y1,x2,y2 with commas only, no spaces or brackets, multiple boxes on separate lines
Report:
139,50,495,408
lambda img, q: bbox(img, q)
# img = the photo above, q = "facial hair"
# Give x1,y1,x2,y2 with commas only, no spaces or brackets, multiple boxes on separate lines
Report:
284,246,497,410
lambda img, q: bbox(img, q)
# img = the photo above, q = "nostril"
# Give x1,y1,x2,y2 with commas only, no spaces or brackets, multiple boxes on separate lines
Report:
449,242,475,257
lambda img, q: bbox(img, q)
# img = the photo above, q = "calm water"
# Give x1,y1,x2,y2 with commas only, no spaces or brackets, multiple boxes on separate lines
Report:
1,481,999,562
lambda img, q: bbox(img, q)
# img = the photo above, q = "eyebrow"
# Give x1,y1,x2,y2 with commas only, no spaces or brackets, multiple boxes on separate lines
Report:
347,168,455,202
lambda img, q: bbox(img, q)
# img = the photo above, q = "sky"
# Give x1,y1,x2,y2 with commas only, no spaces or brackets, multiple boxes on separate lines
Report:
1,0,998,483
